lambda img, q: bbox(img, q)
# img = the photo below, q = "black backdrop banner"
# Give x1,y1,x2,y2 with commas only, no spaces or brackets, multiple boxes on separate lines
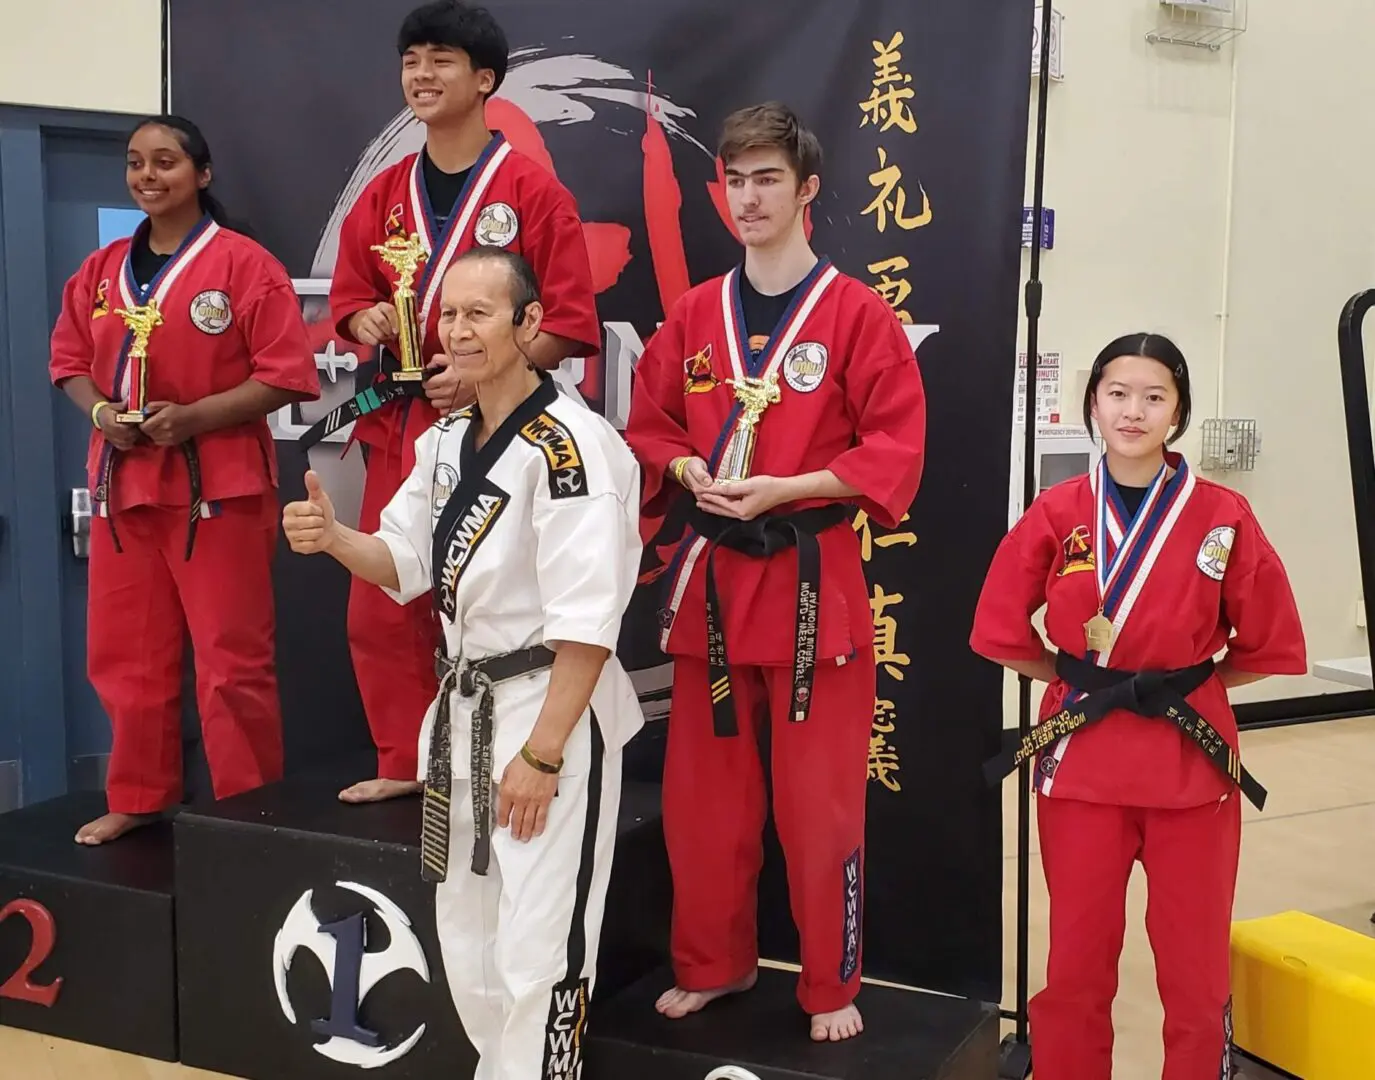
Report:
170,0,1030,1002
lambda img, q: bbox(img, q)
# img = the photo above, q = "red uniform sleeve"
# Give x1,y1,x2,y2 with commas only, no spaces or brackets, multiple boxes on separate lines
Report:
1220,500,1307,675
329,183,388,345
49,255,99,386
624,305,693,521
969,496,1060,663
239,254,322,398
521,179,600,357
826,291,926,528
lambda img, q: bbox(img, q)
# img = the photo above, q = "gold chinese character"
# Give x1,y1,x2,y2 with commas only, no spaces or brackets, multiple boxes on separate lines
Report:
867,256,914,322
873,697,897,733
871,32,909,87
868,732,902,792
853,510,918,563
864,148,932,234
870,584,911,681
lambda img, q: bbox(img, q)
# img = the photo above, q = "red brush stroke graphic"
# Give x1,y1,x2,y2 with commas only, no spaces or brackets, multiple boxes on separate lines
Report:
642,72,692,314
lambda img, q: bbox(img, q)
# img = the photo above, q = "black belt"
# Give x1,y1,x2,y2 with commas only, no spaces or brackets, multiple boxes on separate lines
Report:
420,644,557,883
983,651,1267,810
298,351,429,450
688,503,848,738
96,438,204,561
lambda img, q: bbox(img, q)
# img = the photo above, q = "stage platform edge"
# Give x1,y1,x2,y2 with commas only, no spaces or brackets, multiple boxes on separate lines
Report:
586,965,1001,1079
172,759,670,1079
0,791,178,1062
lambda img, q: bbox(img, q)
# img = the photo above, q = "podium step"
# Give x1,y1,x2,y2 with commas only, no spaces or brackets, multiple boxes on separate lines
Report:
172,758,670,1079
585,966,1000,1079
0,791,177,1061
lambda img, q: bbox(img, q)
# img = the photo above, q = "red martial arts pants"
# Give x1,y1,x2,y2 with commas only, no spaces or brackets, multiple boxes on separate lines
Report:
1031,792,1242,1080
347,439,440,780
87,492,284,814
663,653,875,1016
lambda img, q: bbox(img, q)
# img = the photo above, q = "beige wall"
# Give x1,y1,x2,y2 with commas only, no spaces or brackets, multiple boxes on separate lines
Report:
1007,0,1374,712
0,0,161,114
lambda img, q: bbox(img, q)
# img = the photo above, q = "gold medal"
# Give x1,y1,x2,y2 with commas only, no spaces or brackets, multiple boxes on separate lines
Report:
1084,612,1115,653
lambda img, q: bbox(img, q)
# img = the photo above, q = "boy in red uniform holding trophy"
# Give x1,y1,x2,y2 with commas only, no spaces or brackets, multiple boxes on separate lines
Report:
320,0,600,803
624,102,926,1042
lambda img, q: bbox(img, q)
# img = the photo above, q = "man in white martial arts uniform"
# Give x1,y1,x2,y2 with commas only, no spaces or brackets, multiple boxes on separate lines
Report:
282,246,644,1080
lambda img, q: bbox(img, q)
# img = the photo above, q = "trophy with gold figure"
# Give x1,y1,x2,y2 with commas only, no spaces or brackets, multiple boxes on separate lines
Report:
716,372,782,481
113,299,164,423
371,233,429,382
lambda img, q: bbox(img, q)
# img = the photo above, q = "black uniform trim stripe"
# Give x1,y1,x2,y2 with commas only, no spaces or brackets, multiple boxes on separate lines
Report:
564,711,605,981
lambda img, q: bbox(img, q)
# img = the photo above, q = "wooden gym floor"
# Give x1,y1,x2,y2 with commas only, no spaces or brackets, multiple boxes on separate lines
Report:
3,714,1373,1079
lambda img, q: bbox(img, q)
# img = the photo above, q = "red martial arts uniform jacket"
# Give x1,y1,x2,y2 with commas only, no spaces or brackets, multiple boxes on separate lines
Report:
627,258,927,666
49,216,321,514
970,454,1307,809
329,133,601,467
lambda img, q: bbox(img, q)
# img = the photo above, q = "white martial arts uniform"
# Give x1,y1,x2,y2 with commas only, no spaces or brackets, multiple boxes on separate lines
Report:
372,373,645,1080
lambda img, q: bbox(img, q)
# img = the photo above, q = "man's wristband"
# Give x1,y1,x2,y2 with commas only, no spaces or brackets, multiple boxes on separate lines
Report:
520,743,562,775
91,400,111,428
671,457,690,486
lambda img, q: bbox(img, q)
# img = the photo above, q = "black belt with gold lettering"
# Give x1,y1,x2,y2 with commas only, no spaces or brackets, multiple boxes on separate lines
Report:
983,651,1267,811
421,644,557,883
298,351,429,450
688,503,848,738
95,437,204,561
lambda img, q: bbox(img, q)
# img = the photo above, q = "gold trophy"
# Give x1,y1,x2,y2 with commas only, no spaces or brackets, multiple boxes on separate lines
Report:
371,233,429,382
716,372,782,481
113,300,164,423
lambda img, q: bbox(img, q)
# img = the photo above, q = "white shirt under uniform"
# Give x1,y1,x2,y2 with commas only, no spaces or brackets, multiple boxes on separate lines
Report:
372,374,645,1080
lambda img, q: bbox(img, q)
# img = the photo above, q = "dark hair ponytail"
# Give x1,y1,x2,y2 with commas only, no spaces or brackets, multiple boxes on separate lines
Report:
129,114,256,239
1082,331,1192,445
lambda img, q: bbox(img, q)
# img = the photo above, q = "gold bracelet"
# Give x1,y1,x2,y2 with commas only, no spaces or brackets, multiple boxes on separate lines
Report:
91,400,111,429
520,743,562,775
672,457,690,486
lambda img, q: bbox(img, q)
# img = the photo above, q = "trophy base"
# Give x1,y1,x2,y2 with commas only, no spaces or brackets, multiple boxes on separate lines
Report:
114,411,147,425
391,369,425,383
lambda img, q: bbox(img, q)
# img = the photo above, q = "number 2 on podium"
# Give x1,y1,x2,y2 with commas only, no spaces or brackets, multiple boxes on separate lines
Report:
0,899,64,1007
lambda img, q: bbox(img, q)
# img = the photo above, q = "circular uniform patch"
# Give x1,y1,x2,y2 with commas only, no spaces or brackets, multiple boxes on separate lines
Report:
1196,525,1235,581
781,341,828,393
432,463,459,517
189,290,232,335
474,202,519,248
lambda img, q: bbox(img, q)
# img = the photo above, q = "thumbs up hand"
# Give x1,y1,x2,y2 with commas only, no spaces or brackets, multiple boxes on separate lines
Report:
283,470,338,554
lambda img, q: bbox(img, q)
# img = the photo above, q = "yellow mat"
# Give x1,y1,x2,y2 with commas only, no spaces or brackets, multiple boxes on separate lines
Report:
1230,910,1375,1080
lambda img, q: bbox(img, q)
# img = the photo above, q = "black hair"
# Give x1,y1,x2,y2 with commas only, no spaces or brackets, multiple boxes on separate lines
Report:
128,114,254,238
449,247,541,325
1082,332,1192,444
397,1,509,95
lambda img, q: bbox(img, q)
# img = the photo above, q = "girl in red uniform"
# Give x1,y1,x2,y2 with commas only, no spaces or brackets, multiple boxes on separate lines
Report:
49,116,321,846
971,333,1306,1079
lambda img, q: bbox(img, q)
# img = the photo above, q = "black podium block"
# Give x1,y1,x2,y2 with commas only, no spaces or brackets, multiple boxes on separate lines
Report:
586,966,1001,1079
0,792,177,1061
174,761,671,1079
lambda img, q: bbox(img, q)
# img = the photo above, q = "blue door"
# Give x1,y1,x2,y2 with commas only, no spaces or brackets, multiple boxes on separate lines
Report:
0,107,150,811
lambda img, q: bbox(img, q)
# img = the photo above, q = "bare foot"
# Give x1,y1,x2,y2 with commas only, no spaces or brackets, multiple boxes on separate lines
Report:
655,970,758,1018
74,812,159,846
338,779,422,804
810,1003,864,1042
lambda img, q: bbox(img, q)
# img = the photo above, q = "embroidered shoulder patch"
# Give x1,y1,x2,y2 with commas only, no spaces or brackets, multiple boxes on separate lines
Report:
1197,526,1235,581
519,412,587,500
1058,525,1095,576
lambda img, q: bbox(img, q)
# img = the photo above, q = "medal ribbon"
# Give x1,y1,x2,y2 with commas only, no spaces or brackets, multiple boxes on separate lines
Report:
1092,456,1169,625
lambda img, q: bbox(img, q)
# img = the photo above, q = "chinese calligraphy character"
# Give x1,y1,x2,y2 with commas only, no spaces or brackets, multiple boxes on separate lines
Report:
867,256,914,323
864,148,932,234
860,32,917,135
853,510,918,563
869,697,901,791
870,584,911,681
